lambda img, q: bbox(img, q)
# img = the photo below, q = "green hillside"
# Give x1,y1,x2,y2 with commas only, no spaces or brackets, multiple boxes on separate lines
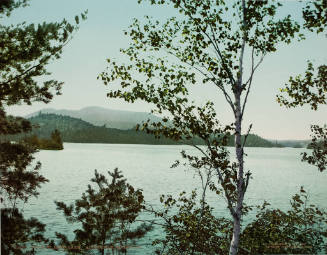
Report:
27,106,162,130
27,113,179,145
13,113,283,147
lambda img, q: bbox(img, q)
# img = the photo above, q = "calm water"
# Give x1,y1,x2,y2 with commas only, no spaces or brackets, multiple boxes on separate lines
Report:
23,143,327,254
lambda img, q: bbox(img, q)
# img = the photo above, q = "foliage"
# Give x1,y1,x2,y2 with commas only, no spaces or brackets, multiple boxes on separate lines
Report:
0,141,47,207
0,134,49,255
99,0,304,253
54,168,152,255
0,107,32,135
0,0,28,17
277,0,326,110
0,1,87,107
302,0,327,34
0,1,86,254
303,125,327,172
240,188,327,254
1,208,47,255
152,188,327,255
277,62,327,111
277,0,327,173
151,190,232,255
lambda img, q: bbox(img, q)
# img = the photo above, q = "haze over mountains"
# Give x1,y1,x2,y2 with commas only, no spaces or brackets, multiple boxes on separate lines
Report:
20,113,282,147
27,106,161,130
26,114,179,145
26,106,310,147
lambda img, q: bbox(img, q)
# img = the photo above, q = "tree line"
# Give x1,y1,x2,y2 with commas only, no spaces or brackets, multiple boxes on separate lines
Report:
8,113,284,147
23,129,64,150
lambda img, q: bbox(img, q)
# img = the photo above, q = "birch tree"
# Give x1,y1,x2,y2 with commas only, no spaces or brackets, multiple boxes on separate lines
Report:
99,1,303,254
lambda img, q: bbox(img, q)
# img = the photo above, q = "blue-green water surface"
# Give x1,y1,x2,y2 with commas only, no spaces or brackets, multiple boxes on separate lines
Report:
22,143,327,254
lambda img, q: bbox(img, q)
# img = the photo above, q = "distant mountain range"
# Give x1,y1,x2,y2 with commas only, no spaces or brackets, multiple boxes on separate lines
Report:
25,113,178,145
22,107,310,147
17,110,287,147
27,106,161,130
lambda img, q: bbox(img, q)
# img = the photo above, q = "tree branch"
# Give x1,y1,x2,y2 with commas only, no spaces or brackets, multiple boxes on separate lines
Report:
241,49,265,118
242,124,253,148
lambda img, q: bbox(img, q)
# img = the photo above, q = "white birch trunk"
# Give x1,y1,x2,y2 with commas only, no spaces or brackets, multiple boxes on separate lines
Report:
228,90,245,255
229,0,247,247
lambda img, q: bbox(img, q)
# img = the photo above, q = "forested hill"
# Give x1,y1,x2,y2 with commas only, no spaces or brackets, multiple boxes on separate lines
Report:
27,106,161,130
28,114,178,145
26,113,283,147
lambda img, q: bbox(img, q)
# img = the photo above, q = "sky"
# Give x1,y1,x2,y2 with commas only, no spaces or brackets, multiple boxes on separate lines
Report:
4,0,327,140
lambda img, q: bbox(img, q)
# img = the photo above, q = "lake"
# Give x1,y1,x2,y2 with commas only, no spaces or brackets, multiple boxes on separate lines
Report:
23,143,327,254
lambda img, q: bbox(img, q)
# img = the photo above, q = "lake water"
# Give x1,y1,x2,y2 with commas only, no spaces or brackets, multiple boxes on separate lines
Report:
23,143,327,254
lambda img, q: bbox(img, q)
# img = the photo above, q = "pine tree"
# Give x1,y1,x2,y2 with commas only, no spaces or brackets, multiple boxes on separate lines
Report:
0,1,86,254
54,168,152,255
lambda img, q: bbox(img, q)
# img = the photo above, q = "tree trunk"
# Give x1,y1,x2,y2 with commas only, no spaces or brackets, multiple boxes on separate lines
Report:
229,1,248,253
229,88,245,255
229,214,241,255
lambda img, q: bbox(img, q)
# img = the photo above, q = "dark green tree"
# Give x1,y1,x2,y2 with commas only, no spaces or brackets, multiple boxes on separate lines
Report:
0,1,86,254
1,208,48,255
50,129,63,147
99,0,303,253
54,168,152,255
0,125,49,254
37,128,64,150
22,129,64,150
0,1,87,106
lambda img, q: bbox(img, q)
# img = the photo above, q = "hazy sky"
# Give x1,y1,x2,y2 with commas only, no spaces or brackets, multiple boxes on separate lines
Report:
4,0,327,140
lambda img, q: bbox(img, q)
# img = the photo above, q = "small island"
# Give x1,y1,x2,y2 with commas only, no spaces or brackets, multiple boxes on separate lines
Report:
23,129,64,150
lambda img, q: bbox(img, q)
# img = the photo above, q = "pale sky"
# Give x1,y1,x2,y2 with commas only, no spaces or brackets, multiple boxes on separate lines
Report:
4,0,327,140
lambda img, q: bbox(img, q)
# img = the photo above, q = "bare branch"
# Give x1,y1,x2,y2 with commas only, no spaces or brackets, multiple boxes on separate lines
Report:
241,49,265,118
165,48,236,113
244,171,251,193
242,124,253,148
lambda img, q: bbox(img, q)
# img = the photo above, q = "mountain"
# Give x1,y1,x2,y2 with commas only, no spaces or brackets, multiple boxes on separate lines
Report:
24,113,178,145
26,106,161,130
15,113,284,147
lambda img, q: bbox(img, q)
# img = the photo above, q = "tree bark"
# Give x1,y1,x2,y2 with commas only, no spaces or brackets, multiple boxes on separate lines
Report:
228,1,247,253
229,89,245,255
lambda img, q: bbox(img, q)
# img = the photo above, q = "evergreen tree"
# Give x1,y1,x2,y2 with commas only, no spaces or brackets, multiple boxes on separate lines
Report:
0,1,86,254
50,129,63,146
54,168,152,255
